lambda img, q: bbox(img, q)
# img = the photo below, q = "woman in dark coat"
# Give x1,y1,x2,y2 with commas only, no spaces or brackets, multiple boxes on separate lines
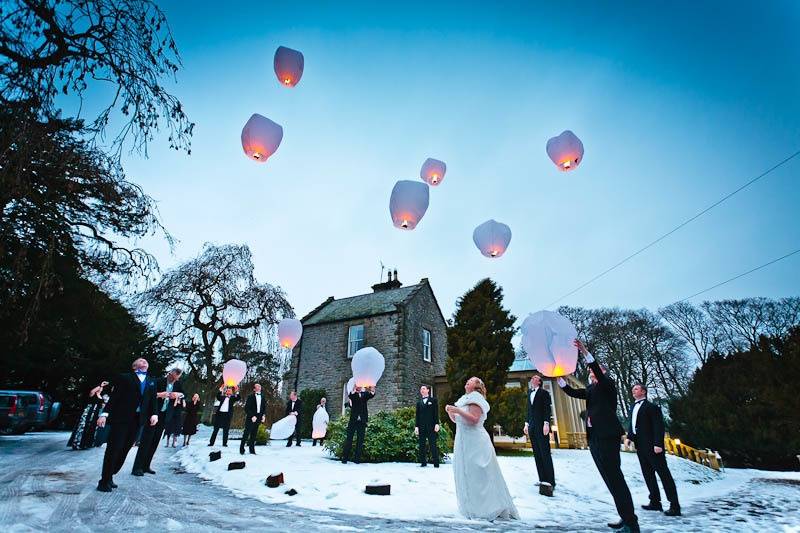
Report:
67,381,107,450
182,393,202,446
164,395,185,447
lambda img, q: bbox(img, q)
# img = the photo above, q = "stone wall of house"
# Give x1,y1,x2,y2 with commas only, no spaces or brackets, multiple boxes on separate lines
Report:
286,312,404,421
399,282,448,404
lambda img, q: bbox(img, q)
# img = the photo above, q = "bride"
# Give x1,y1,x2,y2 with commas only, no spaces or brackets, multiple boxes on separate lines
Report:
445,376,519,521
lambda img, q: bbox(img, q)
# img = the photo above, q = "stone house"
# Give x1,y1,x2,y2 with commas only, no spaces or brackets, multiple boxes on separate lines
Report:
285,272,447,419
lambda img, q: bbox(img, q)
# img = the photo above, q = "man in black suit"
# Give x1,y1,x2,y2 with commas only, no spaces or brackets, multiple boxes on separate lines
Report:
523,374,555,494
240,383,267,455
95,358,158,492
209,385,240,446
342,385,375,464
627,383,681,517
414,385,440,468
133,368,183,475
559,340,639,533
285,390,303,447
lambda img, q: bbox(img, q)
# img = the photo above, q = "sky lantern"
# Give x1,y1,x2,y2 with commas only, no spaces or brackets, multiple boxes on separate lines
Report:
351,347,385,388
389,180,430,230
420,158,447,186
521,310,579,377
312,406,329,440
273,46,304,87
346,377,356,394
222,359,247,387
472,219,512,258
278,318,303,350
241,113,283,163
546,130,584,171
269,414,297,440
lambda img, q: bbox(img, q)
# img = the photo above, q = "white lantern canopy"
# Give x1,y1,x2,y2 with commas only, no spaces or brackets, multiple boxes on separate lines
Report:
546,130,584,171
269,414,297,440
241,113,283,163
420,158,447,186
222,359,247,387
346,377,356,394
521,310,579,377
274,46,304,87
389,180,429,230
351,347,385,388
312,407,329,439
472,219,512,258
278,318,303,350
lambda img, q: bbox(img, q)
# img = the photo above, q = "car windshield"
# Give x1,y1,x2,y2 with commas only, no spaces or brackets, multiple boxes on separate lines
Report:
0,395,16,408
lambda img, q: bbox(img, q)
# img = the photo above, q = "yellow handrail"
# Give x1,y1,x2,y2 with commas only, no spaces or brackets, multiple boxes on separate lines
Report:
663,435,723,471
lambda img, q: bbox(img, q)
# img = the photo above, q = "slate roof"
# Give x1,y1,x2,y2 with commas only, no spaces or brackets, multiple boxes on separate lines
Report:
509,356,535,372
303,284,421,326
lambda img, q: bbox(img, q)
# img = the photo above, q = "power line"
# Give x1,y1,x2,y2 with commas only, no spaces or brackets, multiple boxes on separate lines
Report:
679,247,800,302
544,148,800,309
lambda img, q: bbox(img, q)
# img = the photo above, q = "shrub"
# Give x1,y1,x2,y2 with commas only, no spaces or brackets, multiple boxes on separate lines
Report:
324,407,453,463
255,424,271,446
298,388,327,438
493,387,527,439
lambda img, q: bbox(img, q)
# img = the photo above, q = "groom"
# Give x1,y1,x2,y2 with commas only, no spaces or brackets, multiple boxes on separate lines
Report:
523,374,555,495
414,385,440,467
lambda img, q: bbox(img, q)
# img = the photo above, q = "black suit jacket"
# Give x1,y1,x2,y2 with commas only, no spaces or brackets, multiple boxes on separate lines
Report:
245,393,267,419
285,398,303,420
415,396,439,430
103,371,157,425
627,399,665,449
214,391,241,415
155,377,184,413
562,360,625,440
526,387,552,428
348,390,374,424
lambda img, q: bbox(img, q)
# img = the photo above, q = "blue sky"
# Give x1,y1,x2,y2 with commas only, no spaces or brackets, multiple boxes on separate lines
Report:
87,1,799,321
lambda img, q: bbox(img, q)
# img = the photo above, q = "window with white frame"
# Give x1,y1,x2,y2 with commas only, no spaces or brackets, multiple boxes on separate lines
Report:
422,328,432,362
347,324,364,358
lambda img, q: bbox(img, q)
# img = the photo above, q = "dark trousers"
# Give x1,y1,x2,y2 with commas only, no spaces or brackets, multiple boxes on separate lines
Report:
636,444,679,507
312,438,325,446
342,419,366,462
286,418,301,446
590,435,638,527
418,428,439,466
100,417,138,483
529,427,555,486
209,412,231,446
133,414,165,471
240,417,261,452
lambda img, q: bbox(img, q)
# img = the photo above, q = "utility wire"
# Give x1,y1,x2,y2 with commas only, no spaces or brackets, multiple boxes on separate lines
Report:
544,149,800,309
678,247,800,302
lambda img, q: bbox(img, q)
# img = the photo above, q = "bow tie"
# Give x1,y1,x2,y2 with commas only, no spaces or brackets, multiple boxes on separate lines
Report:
135,371,147,375
636,399,644,404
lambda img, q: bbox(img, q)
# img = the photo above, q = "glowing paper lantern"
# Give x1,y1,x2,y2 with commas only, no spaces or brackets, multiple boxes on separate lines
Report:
520,310,579,377
351,347,385,388
241,113,283,163
274,46,304,87
472,219,512,258
346,377,356,394
222,359,247,387
312,407,329,439
546,130,584,171
269,414,297,440
420,158,447,186
278,318,303,349
389,180,429,230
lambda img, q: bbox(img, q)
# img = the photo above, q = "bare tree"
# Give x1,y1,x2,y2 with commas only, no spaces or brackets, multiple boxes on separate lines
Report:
659,301,720,365
702,297,800,352
138,243,294,414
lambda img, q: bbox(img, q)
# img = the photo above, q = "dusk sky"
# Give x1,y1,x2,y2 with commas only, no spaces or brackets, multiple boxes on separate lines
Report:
79,1,799,322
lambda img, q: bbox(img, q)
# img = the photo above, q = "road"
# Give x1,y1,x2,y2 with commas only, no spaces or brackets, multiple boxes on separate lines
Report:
0,432,798,532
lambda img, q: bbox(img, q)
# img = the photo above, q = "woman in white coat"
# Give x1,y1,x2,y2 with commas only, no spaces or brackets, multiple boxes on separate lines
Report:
445,377,519,521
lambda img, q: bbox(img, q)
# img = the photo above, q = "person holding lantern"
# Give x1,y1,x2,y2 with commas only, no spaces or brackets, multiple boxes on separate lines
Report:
558,340,639,533
523,373,555,495
209,384,240,447
240,384,267,455
341,385,375,464
285,390,304,447
68,380,108,450
414,384,440,468
312,397,329,446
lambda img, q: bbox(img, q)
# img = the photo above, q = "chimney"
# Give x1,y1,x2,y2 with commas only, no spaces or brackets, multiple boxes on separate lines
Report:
388,270,393,282
371,267,403,292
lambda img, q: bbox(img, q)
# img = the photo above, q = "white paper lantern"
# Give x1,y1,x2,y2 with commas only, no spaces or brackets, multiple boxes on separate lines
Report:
222,359,247,387
278,318,303,350
312,407,329,439
389,180,429,230
521,310,579,377
472,219,512,258
346,377,356,394
546,130,584,171
420,158,446,186
241,113,283,163
351,347,385,388
269,414,297,440
273,46,304,87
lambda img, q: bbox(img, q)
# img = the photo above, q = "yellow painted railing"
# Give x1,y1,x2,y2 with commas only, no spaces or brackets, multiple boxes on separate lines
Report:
663,435,723,471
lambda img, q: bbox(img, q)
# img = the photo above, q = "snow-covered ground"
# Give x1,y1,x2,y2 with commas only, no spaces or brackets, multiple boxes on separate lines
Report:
179,429,800,529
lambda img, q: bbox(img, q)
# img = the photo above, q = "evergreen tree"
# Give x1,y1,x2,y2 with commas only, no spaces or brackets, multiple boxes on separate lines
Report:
445,278,516,432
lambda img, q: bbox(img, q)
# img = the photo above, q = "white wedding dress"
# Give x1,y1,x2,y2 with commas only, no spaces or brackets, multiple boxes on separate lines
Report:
453,391,520,521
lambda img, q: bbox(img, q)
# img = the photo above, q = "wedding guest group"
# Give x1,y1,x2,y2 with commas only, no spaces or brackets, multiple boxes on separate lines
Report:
414,384,440,468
